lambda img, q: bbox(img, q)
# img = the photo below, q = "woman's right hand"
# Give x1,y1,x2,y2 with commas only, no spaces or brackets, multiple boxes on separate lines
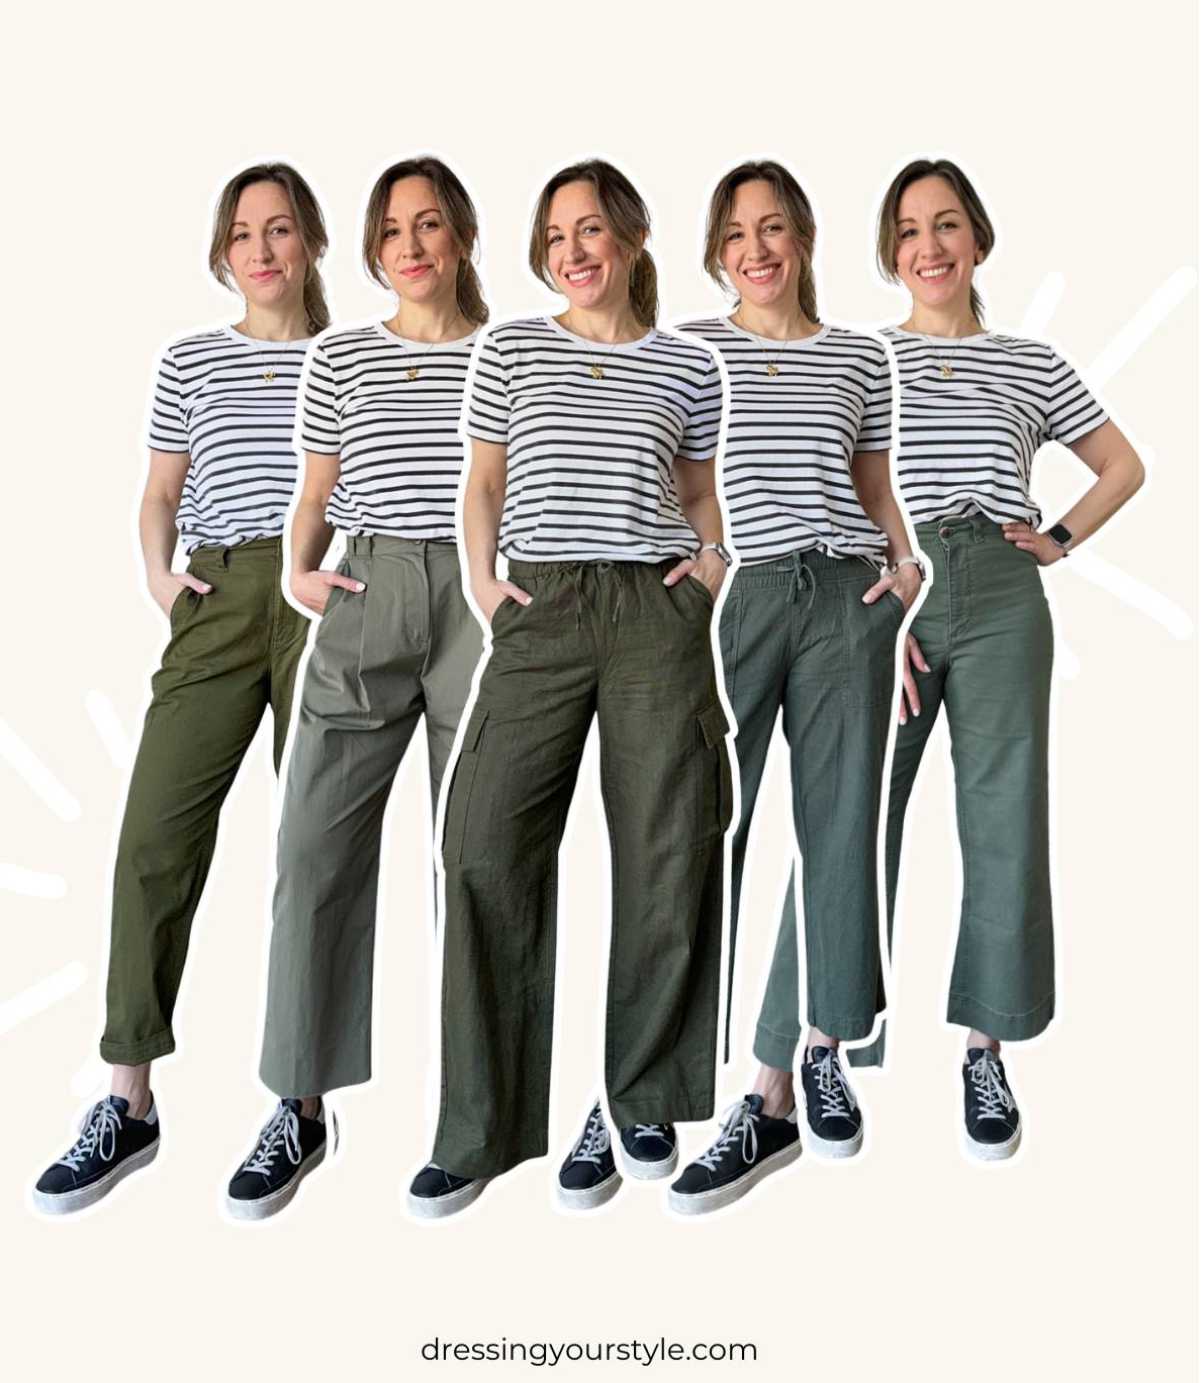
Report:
476,579,532,627
898,632,931,725
291,566,366,616
150,570,212,619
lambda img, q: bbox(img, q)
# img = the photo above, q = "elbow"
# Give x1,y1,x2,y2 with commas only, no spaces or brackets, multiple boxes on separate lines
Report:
1127,454,1147,497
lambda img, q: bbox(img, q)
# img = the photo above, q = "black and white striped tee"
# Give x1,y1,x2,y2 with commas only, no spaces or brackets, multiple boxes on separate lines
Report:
678,318,892,563
467,317,723,562
884,327,1108,526
301,323,478,541
147,327,310,552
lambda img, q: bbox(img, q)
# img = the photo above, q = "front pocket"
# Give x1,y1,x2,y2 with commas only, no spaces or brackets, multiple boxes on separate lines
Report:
442,705,489,865
685,573,716,608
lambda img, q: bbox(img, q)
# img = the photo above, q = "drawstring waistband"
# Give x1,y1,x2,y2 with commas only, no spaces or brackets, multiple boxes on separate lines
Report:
787,552,818,617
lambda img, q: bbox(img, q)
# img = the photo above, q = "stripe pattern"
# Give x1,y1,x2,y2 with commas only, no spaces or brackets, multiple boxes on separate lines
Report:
883,327,1108,525
467,317,724,562
148,327,310,552
678,318,893,563
301,322,478,541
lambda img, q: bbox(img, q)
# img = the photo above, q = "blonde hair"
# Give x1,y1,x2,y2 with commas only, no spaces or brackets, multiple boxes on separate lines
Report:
209,163,330,334
703,160,820,324
361,157,488,326
876,158,996,324
528,159,658,329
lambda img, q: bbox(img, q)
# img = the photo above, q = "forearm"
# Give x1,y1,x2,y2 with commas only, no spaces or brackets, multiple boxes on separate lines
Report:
138,493,180,581
289,495,335,577
680,488,724,548
1054,455,1145,548
463,477,505,591
851,454,912,564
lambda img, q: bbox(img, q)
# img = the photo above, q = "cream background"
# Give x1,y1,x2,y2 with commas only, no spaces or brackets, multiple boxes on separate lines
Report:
2,2,1196,1379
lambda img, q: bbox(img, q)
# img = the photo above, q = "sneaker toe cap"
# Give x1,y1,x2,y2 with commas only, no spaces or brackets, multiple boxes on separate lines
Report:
35,1165,76,1196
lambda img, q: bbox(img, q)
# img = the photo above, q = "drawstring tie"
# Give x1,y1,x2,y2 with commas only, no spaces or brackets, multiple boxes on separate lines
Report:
567,562,626,629
787,553,817,617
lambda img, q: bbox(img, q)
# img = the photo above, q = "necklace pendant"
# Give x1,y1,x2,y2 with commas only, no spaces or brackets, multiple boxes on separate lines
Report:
406,367,419,381
939,363,954,379
766,363,780,377
589,364,604,380
262,369,276,383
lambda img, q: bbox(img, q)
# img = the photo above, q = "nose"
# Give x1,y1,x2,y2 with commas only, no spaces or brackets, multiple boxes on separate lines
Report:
252,234,274,265
746,229,767,260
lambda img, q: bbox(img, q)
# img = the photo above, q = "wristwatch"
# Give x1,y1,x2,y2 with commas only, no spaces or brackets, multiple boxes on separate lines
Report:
698,541,734,567
891,555,926,582
1046,522,1073,553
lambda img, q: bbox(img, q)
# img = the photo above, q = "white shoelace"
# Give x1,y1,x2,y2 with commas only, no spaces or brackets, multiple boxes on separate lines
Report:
812,1050,858,1120
242,1102,302,1180
570,1109,612,1167
968,1052,1015,1123
57,1098,123,1171
632,1123,668,1143
696,1100,759,1172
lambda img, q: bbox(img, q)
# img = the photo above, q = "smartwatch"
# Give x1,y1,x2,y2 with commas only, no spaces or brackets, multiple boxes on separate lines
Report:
699,541,734,567
1046,523,1073,553
891,555,927,582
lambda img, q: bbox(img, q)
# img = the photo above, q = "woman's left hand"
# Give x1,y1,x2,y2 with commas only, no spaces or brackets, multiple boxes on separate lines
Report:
1002,521,1066,565
863,561,922,612
664,548,727,600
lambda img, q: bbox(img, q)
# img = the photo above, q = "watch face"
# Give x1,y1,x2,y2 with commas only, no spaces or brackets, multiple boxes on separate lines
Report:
1048,523,1073,547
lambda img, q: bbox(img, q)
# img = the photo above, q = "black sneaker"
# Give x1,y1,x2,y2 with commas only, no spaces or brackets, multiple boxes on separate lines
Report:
33,1095,160,1215
668,1095,800,1215
963,1048,1022,1161
618,1122,678,1179
407,1163,489,1219
800,1046,864,1158
558,1103,622,1210
226,1099,328,1220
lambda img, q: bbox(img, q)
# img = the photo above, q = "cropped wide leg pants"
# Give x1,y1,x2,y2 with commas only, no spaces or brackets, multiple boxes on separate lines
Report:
432,560,733,1179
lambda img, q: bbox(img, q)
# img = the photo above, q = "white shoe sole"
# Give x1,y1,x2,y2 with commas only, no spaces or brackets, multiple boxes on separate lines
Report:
226,1143,327,1221
620,1146,679,1180
667,1141,801,1216
805,1125,864,1159
32,1138,160,1216
407,1177,490,1220
557,1169,622,1211
964,1121,1022,1162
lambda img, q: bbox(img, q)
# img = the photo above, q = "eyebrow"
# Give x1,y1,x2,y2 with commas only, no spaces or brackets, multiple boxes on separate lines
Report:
384,207,442,222
546,214,603,232
231,213,294,228
726,213,784,228
897,208,961,225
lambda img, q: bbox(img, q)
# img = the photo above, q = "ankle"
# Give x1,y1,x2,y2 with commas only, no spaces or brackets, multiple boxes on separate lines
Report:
805,1029,840,1059
966,1030,1000,1055
751,1064,794,1119
298,1097,322,1120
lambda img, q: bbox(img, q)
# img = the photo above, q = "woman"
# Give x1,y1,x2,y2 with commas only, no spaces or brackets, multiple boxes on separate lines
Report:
667,162,922,1215
754,158,1141,1165
222,159,489,1219
407,159,732,1218
33,164,329,1215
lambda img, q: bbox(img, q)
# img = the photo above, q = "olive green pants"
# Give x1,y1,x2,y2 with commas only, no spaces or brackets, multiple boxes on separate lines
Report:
433,560,733,1179
101,537,308,1065
765,518,1056,1070
717,552,901,1071
259,536,482,1097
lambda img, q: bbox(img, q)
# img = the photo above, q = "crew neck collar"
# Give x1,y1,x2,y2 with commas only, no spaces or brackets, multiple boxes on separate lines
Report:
721,316,831,349
892,325,991,346
223,325,311,349
545,316,656,351
373,321,479,351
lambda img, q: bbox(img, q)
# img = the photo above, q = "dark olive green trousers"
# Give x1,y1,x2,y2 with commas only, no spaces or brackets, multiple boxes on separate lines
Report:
433,560,733,1178
766,518,1056,1070
717,552,901,1071
259,537,482,1097
102,538,308,1065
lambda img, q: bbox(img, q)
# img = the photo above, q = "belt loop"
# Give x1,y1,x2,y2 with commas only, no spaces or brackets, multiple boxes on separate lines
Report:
221,546,231,568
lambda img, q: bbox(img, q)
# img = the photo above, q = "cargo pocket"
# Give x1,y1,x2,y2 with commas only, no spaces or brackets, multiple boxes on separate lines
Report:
696,700,733,839
442,705,489,865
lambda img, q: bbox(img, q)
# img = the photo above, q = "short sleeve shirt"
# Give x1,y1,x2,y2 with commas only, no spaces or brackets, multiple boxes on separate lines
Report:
300,322,478,540
678,317,893,562
147,327,310,552
466,316,724,561
884,327,1108,526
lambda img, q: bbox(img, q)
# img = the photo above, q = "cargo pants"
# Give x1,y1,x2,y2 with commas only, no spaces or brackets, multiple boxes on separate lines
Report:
101,537,308,1064
259,536,482,1097
767,517,1056,1069
432,560,733,1179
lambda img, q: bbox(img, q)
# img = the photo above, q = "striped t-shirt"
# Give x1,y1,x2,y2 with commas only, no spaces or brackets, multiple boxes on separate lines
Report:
677,317,893,563
884,327,1108,525
467,316,724,561
147,327,311,552
301,322,478,540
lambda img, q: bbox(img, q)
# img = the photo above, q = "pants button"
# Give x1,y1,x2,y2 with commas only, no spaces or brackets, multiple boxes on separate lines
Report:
939,527,952,539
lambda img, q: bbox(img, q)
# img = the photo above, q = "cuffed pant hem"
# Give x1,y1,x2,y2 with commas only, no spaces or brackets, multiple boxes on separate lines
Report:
946,991,1055,1042
100,1032,176,1065
752,1025,800,1072
845,1032,887,1069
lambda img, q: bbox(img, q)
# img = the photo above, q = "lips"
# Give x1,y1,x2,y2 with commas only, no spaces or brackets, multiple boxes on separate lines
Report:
743,264,781,284
249,270,281,282
563,266,600,286
917,264,953,280
400,264,433,279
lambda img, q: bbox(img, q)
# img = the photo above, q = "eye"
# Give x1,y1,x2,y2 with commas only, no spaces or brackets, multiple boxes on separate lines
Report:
897,227,915,239
764,222,785,235
419,219,440,231
270,225,291,236
547,231,564,246
725,229,743,242
382,227,398,239
937,219,959,231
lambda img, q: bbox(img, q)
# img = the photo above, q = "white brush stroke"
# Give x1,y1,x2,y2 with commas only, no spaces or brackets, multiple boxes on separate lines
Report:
1088,268,1197,387
70,1056,109,1099
85,690,135,772
1055,640,1081,681
1065,551,1194,639
0,716,82,822
1021,272,1065,336
0,962,86,1036
0,863,67,899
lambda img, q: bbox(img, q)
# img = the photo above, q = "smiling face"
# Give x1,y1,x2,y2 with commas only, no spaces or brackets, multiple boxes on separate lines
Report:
545,179,637,314
377,175,463,308
225,180,308,314
720,178,806,311
893,175,981,316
